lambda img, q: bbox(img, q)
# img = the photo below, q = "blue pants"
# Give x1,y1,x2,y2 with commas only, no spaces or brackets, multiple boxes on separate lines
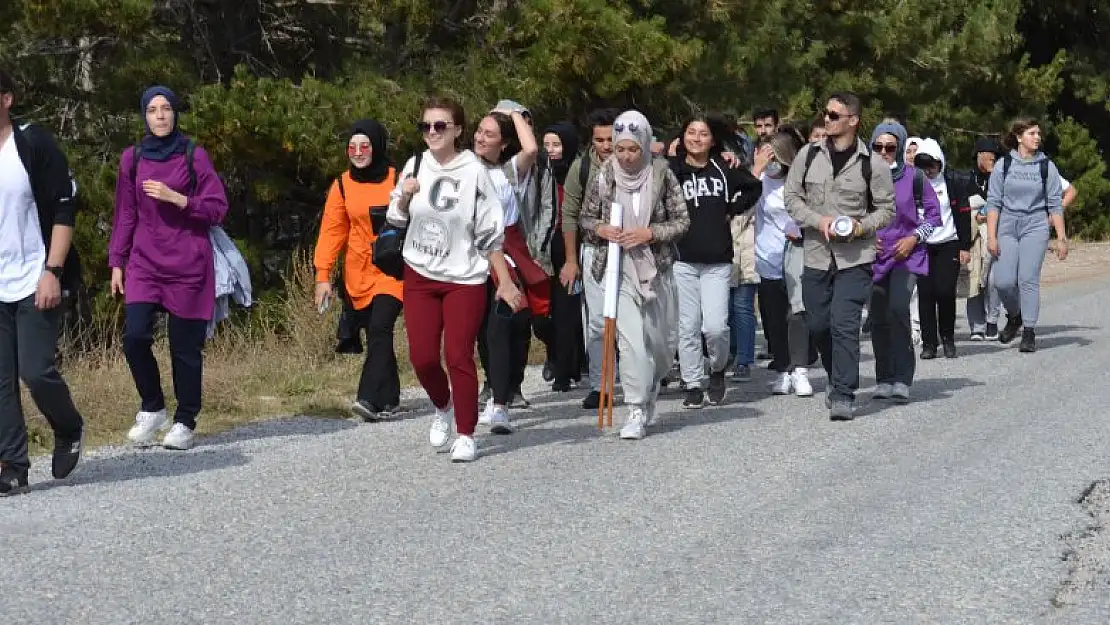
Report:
123,304,208,429
729,284,757,367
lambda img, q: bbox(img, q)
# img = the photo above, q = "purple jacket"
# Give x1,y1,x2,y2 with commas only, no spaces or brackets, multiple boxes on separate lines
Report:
873,166,941,283
108,146,228,320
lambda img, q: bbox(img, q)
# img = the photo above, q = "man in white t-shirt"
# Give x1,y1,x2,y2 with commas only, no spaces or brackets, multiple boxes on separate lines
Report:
0,70,85,495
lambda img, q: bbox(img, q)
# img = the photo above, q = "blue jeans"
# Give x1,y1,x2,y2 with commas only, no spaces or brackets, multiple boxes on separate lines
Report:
729,284,757,366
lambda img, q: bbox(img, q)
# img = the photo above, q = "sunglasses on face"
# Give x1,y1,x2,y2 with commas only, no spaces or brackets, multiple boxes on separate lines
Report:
613,122,640,133
417,121,454,134
347,143,371,156
825,109,851,122
871,143,898,154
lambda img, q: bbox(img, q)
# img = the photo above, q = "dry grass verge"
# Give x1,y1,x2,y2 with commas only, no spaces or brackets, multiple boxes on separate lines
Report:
24,252,547,454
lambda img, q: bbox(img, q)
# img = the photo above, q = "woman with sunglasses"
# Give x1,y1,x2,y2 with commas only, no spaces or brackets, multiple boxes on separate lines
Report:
579,111,689,440
314,119,403,421
472,108,542,433
869,122,941,402
387,97,522,463
669,114,760,408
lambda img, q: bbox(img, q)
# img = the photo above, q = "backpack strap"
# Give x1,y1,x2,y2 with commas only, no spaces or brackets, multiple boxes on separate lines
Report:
412,150,424,177
802,143,820,181
336,175,345,201
578,155,591,194
861,152,873,210
1039,158,1049,214
912,168,924,215
130,140,198,194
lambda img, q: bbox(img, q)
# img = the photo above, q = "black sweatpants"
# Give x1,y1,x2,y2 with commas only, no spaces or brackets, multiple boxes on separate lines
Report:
918,240,961,347
355,294,402,409
757,279,814,374
802,264,873,403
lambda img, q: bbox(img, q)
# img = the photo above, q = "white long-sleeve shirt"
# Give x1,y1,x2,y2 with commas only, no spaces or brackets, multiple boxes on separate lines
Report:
387,149,505,285
754,175,800,280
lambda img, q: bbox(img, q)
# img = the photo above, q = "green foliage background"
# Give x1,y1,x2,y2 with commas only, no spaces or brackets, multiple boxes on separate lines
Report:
2,0,1108,319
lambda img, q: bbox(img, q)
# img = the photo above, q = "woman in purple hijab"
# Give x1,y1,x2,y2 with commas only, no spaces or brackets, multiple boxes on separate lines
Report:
108,85,228,451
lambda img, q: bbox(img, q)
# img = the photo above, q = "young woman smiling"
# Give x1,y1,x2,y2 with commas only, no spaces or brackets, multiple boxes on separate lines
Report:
471,108,543,433
387,97,521,463
668,115,760,409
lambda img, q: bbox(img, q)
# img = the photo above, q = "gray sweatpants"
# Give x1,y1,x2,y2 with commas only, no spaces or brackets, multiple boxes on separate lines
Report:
966,270,1003,332
614,268,677,406
992,211,1050,327
673,261,731,387
581,245,604,392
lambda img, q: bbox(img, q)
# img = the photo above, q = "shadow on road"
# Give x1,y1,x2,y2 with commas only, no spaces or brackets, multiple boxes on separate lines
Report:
204,415,360,446
32,446,251,492
849,376,986,419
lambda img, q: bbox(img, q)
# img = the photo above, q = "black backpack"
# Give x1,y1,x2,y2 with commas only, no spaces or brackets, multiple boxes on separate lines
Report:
1000,153,1051,214
370,151,422,281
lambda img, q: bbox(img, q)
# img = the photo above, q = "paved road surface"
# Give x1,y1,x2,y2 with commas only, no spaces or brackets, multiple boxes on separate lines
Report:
4,276,1110,624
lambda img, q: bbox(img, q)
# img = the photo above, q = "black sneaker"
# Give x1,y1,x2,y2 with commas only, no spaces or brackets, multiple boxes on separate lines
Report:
1019,328,1037,353
52,432,83,479
683,388,706,409
970,332,985,341
829,400,855,421
551,380,571,393
998,315,1023,344
942,340,958,359
0,463,29,495
985,322,999,341
509,388,531,409
351,400,382,422
582,390,601,410
542,360,554,382
707,372,727,406
378,403,399,418
920,345,937,360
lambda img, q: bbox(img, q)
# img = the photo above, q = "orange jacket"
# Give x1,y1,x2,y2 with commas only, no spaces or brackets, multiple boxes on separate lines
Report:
314,169,403,309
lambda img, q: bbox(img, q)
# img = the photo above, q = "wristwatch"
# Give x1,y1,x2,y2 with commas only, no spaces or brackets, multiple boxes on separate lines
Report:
45,264,63,278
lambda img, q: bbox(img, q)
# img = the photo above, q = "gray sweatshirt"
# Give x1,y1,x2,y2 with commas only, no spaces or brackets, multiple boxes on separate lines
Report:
985,150,1064,216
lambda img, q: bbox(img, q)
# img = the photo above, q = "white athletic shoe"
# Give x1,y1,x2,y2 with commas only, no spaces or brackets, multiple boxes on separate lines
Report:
792,368,814,397
450,435,478,462
619,406,647,440
127,409,170,447
429,405,454,448
770,372,792,395
161,423,195,450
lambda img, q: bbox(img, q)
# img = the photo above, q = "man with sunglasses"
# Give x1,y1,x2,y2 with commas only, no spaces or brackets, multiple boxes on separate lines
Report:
784,92,894,421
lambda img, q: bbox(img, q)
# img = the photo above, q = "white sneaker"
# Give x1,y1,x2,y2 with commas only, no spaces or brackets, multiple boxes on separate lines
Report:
873,383,894,400
450,435,478,462
127,409,170,447
770,372,792,395
792,368,814,397
162,423,195,450
429,405,454,449
488,405,513,435
619,406,647,440
477,399,494,426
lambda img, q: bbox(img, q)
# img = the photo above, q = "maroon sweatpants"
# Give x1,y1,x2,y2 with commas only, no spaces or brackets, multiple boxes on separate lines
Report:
402,266,487,436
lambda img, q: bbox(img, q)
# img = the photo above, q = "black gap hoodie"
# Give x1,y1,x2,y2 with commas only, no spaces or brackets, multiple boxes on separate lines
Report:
670,156,761,264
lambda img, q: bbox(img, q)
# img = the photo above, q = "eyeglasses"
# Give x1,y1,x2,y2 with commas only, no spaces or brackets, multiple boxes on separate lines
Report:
417,121,454,134
825,109,851,122
871,143,898,154
613,122,640,133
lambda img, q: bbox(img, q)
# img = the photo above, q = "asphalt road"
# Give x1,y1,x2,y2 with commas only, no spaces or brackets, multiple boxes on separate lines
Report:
3,276,1109,624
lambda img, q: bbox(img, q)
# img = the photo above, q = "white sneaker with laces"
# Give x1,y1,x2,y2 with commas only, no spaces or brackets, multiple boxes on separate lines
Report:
477,398,494,426
127,409,170,447
770,372,792,395
792,368,814,397
873,383,894,400
429,405,454,448
619,406,647,440
162,423,195,450
450,435,478,462
489,404,513,435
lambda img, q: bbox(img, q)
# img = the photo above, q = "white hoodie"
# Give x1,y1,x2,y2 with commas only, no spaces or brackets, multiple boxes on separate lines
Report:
387,149,505,285
916,138,957,245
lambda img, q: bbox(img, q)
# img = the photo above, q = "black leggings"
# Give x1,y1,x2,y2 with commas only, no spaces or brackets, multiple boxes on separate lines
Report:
918,240,961,346
478,281,532,406
757,279,815,374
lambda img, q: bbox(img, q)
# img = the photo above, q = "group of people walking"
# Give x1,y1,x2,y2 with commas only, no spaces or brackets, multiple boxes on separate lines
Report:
0,66,1074,489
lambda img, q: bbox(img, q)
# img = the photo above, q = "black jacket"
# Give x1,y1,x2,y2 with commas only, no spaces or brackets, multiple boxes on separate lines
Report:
11,121,82,290
669,156,761,264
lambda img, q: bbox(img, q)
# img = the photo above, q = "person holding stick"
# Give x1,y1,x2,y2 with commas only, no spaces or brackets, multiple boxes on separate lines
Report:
579,111,689,440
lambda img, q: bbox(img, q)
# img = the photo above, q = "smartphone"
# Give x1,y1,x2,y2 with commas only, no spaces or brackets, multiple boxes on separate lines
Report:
318,293,331,315
569,279,583,296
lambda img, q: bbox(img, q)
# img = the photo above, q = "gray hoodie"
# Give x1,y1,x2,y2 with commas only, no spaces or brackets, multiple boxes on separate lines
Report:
984,149,1064,217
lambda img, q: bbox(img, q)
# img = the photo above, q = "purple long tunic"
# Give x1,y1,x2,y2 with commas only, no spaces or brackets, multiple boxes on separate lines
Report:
108,146,228,320
873,165,942,283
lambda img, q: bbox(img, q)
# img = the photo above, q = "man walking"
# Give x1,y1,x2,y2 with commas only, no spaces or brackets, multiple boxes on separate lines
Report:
0,69,85,494
784,92,895,420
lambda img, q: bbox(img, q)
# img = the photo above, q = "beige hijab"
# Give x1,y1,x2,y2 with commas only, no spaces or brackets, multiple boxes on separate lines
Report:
609,110,657,301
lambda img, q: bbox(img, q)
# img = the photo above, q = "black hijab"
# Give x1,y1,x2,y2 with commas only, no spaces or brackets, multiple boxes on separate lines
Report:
348,119,391,184
543,122,580,185
139,85,190,162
